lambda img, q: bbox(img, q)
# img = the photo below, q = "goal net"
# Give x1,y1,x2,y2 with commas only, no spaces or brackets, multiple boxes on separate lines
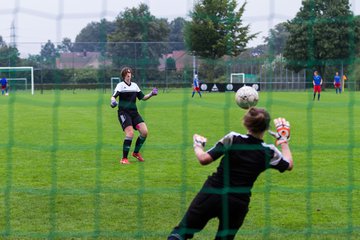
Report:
7,78,28,91
1,1,359,240
0,67,34,94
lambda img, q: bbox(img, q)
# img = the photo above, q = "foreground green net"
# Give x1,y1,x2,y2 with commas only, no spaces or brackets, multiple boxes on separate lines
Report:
0,1,359,239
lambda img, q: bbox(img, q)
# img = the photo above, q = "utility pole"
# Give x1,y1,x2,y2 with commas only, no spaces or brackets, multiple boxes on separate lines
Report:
10,20,17,48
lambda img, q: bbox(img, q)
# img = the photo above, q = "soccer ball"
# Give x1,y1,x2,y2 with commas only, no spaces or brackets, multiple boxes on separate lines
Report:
235,86,259,109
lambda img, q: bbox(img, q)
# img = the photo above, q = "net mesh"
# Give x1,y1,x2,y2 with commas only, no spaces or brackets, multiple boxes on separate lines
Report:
0,1,359,239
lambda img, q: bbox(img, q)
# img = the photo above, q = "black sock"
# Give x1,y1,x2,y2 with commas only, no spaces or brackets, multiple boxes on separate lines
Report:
134,136,146,153
123,137,132,158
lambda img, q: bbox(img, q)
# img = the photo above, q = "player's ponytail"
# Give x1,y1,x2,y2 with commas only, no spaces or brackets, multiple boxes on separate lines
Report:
243,107,270,134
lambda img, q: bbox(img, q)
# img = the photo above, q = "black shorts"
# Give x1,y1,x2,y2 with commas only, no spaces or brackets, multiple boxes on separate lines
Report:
169,181,249,240
118,110,144,131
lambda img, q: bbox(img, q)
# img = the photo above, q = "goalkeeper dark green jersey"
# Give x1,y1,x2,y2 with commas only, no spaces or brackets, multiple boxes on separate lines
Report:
112,81,145,111
206,131,290,195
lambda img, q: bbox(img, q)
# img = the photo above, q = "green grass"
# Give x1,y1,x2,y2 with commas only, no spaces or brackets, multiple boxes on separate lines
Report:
0,89,359,239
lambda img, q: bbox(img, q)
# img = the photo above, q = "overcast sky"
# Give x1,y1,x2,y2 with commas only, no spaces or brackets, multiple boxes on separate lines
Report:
0,0,359,56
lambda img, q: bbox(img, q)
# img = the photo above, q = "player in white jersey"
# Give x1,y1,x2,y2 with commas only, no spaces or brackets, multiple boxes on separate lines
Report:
192,73,202,98
111,67,158,164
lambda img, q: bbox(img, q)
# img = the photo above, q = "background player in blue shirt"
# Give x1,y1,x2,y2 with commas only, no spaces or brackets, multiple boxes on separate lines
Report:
1,77,8,95
334,72,341,94
312,71,323,101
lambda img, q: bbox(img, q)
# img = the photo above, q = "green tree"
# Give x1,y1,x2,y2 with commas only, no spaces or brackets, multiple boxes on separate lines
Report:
40,40,59,68
108,3,170,72
347,15,360,85
283,0,359,76
264,22,289,55
355,15,360,54
21,54,42,68
0,36,4,47
74,19,116,52
169,17,187,51
57,37,74,53
165,57,176,71
184,0,257,59
0,36,20,66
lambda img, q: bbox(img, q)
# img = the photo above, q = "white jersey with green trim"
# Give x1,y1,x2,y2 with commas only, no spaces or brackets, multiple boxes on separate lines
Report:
112,81,145,111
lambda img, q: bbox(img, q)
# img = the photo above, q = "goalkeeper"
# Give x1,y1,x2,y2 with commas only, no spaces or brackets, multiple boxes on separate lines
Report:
168,107,293,240
110,67,158,164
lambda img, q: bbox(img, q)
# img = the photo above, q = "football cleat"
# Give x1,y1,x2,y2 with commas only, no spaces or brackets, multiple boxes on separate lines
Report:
120,158,130,164
132,152,144,162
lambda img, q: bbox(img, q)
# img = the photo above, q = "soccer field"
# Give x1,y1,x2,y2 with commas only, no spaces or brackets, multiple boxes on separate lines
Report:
0,89,359,239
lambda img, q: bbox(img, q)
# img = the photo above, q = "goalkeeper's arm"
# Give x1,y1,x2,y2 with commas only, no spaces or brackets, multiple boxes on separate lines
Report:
280,142,293,170
193,134,213,165
269,117,293,170
142,88,158,101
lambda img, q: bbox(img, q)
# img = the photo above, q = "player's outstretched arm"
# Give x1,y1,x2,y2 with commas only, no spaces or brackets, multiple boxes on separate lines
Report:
142,87,158,101
280,142,293,170
269,118,293,170
193,134,213,165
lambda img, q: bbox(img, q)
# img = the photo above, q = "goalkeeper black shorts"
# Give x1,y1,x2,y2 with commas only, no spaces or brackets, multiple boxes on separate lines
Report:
118,110,144,131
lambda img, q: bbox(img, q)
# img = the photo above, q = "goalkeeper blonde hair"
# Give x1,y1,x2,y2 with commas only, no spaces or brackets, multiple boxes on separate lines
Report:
243,107,270,134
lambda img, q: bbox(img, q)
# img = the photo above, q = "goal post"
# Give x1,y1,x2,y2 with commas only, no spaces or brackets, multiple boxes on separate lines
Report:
0,67,34,95
110,77,120,93
230,73,245,83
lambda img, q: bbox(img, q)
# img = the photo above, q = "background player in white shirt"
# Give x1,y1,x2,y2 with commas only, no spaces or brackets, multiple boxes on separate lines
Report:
191,72,202,98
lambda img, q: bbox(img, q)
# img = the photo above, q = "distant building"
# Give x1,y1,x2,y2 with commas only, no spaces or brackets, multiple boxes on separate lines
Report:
56,51,111,69
57,50,194,71
158,50,193,71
